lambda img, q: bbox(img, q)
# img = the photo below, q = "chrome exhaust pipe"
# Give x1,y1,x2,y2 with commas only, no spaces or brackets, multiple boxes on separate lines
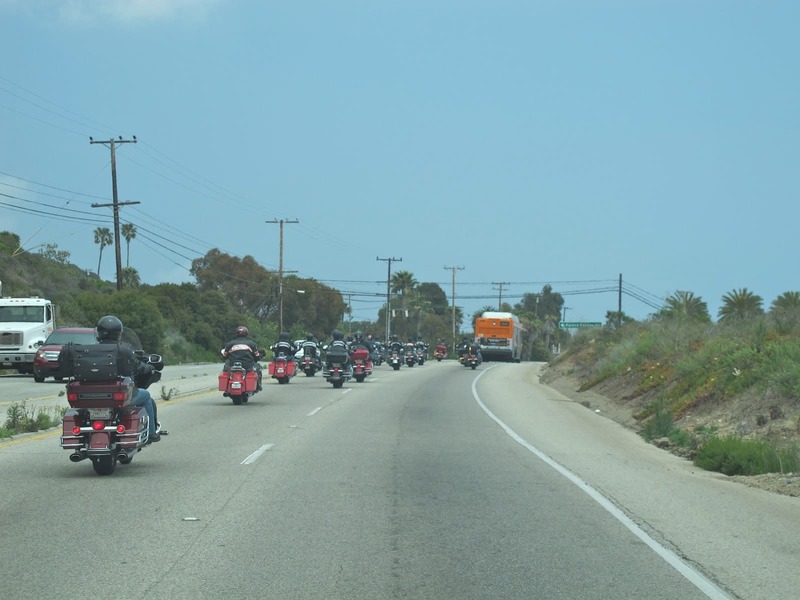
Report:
69,452,87,463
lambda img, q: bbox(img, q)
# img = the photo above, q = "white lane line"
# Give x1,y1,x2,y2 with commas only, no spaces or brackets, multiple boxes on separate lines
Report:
307,407,323,416
241,443,274,465
470,367,731,600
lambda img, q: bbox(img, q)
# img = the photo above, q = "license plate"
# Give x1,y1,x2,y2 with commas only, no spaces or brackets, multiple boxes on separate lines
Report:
89,408,112,419
231,382,242,389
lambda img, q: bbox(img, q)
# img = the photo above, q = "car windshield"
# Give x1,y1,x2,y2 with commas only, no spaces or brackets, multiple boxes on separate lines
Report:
45,330,96,345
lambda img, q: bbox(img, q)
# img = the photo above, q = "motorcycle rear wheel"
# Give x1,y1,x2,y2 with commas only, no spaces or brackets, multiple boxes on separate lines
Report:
231,394,244,405
91,455,116,476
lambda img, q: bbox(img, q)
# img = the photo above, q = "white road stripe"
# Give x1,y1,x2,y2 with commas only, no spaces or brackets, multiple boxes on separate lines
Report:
470,367,731,600
241,443,274,465
307,407,323,416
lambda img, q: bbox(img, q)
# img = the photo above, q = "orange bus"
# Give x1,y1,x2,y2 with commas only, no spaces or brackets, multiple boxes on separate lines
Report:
474,311,524,362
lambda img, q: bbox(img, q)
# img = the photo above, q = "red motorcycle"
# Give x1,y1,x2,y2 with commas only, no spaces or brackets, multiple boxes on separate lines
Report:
218,361,260,405
60,352,164,476
268,353,296,384
350,347,373,383
434,344,447,361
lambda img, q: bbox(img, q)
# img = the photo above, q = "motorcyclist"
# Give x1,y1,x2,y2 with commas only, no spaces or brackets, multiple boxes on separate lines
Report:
222,325,263,391
59,315,163,442
388,335,404,354
325,329,351,366
301,332,320,360
351,331,373,353
271,331,297,361
465,338,482,362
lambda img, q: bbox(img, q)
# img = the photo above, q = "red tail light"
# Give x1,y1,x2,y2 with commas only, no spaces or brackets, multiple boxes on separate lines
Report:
72,426,81,435
67,392,78,403
116,425,126,433
92,421,105,431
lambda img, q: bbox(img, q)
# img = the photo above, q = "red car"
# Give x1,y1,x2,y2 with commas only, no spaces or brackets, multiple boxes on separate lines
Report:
33,327,96,382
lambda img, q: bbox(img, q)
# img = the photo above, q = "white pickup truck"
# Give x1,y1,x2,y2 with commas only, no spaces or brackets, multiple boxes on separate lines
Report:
0,296,57,375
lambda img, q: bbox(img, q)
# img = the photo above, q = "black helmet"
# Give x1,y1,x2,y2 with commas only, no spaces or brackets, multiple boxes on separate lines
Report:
279,331,290,341
236,326,249,338
96,315,123,342
332,329,344,341
306,332,314,341
354,331,364,341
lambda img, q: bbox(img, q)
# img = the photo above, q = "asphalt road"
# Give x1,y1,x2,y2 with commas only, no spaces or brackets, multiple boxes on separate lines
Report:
1,361,798,599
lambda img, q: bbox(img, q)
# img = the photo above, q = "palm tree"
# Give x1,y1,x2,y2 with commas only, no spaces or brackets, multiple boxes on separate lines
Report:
390,270,418,298
718,288,764,322
121,223,137,267
93,227,113,276
390,270,418,335
121,267,140,289
770,291,800,312
660,291,710,322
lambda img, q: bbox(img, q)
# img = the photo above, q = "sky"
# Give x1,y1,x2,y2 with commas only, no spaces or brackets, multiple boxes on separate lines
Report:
1,0,798,327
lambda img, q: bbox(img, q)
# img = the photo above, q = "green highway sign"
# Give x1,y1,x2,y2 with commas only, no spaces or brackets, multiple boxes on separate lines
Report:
559,322,602,329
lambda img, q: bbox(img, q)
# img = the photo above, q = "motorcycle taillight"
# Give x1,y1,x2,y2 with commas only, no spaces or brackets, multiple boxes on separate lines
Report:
72,426,81,435
92,421,105,431
116,425,126,433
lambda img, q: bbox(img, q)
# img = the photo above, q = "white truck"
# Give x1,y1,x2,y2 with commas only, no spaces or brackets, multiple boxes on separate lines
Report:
0,290,58,375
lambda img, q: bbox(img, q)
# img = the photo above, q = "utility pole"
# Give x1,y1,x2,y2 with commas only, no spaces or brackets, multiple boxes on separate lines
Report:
492,281,510,311
90,136,138,291
444,265,465,352
377,256,402,341
266,218,299,332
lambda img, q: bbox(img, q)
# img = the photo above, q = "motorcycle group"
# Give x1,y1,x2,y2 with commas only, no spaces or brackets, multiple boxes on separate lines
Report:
56,315,482,476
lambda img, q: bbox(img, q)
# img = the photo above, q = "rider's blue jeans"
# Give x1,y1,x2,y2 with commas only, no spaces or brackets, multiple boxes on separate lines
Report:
130,388,157,435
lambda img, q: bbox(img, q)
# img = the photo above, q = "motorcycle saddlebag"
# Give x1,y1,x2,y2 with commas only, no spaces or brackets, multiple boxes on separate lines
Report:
351,348,370,361
117,406,148,449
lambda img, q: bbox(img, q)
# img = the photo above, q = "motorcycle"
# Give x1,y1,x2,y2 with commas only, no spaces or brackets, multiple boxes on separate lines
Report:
60,351,164,476
324,345,352,388
463,352,481,370
268,352,296,384
416,348,427,366
218,360,260,405
350,347,373,383
388,349,402,371
404,345,417,367
434,344,447,361
299,347,321,377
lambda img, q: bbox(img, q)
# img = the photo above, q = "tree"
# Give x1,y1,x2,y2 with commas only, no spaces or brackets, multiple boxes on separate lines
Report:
121,267,140,289
93,227,113,276
121,223,137,267
415,282,449,316
718,288,764,322
390,271,418,338
191,249,277,319
771,291,800,312
659,291,711,322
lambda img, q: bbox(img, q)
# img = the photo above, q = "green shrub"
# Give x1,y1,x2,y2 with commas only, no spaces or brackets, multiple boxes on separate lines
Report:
641,401,675,441
694,435,800,476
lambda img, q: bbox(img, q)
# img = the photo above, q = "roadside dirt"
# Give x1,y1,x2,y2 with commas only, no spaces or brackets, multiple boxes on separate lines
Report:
539,360,800,498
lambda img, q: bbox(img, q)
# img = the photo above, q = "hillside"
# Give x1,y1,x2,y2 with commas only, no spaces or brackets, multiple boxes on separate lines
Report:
539,343,800,497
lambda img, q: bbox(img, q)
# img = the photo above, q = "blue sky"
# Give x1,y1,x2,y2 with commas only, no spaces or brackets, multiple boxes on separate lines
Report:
1,0,798,326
